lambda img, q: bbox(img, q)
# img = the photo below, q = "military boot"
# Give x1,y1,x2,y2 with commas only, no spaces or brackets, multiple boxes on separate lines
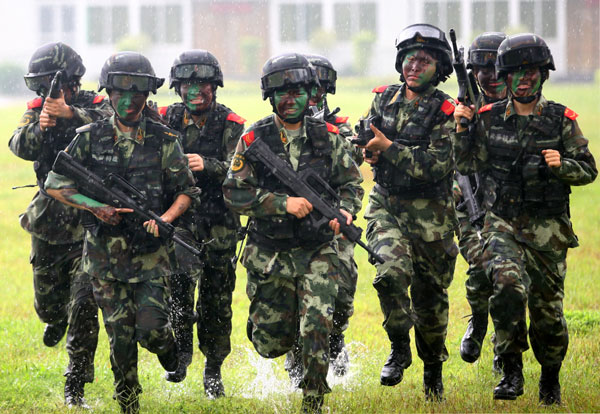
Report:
301,395,324,414
492,354,504,375
539,363,561,405
165,327,193,383
204,359,225,399
64,374,88,408
460,313,488,363
157,347,179,373
285,339,303,388
329,332,349,377
493,353,524,400
380,337,412,386
423,362,444,401
43,319,68,347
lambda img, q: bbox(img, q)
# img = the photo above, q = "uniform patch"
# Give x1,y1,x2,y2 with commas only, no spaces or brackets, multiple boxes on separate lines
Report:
440,100,455,115
17,113,35,127
326,122,339,134
226,112,246,124
92,95,106,104
372,85,388,93
27,97,43,110
242,130,255,146
335,116,349,124
231,153,245,172
280,129,288,144
564,107,578,120
158,106,168,117
478,103,494,114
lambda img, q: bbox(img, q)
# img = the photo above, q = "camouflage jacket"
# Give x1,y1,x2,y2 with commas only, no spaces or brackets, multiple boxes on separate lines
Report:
160,102,244,237
453,95,597,251
223,114,363,271
45,115,199,282
325,110,363,166
363,84,457,241
9,91,112,244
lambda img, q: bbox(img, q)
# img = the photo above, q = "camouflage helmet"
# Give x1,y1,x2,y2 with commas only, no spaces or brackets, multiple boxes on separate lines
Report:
169,49,224,89
496,33,555,79
98,52,164,94
260,53,319,100
467,32,507,69
24,42,86,95
305,54,337,94
394,23,453,81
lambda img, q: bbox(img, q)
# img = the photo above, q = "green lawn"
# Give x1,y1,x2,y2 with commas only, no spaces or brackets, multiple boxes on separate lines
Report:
1,78,599,413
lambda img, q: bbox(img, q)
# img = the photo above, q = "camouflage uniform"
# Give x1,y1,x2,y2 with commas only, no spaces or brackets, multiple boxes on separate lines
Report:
453,95,597,365
363,84,458,365
45,114,198,403
223,114,363,397
161,102,244,366
9,91,111,382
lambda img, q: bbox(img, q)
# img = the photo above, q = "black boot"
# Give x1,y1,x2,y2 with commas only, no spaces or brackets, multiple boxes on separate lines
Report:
166,324,193,383
285,339,303,388
43,319,68,347
380,338,411,386
301,395,324,414
64,374,88,408
423,362,444,401
493,354,504,375
493,353,524,400
157,348,179,373
329,332,349,377
539,363,561,405
165,351,191,383
204,359,225,399
460,313,488,363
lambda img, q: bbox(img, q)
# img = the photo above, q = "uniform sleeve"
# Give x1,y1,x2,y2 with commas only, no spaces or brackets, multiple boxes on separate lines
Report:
70,97,113,125
222,137,288,218
44,133,89,190
8,109,44,161
452,115,490,175
551,117,597,185
381,111,456,181
162,138,199,200
329,132,364,216
202,120,244,181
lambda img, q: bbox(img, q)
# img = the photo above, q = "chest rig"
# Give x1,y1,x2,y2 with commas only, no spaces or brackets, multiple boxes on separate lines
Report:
84,117,172,254
484,101,570,218
247,115,336,251
374,84,452,199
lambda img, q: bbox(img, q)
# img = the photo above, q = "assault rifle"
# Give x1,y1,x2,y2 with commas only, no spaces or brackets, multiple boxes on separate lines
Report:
53,150,201,256
456,173,484,226
244,137,385,265
449,29,480,128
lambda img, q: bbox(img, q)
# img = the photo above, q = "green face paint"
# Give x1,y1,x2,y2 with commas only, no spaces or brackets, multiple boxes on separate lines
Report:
184,83,201,111
110,90,145,122
402,50,437,87
510,68,541,97
274,87,309,120
115,91,134,118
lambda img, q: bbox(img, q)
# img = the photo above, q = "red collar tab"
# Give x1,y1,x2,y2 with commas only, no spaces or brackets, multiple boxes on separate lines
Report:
478,103,494,114
27,97,43,110
440,100,455,116
564,107,578,120
326,122,339,134
335,116,349,124
158,106,168,117
92,95,106,104
372,85,388,93
242,130,255,146
227,112,246,125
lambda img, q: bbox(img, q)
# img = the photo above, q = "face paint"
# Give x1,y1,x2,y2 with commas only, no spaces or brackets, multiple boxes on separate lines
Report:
180,81,214,112
308,86,326,109
508,68,542,98
110,90,146,122
274,87,309,121
475,65,506,100
402,49,437,88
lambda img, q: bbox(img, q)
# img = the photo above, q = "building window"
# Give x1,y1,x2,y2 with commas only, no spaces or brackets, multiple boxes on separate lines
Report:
423,0,461,34
279,3,322,42
87,6,129,45
334,2,377,41
61,6,75,33
141,4,183,44
40,6,54,34
472,0,509,32
519,0,557,38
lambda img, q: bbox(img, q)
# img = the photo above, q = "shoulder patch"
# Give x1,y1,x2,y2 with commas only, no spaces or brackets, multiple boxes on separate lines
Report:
158,106,168,117
242,130,255,146
92,95,106,104
478,103,494,114
372,85,388,93
440,100,455,116
27,97,43,110
564,107,578,120
162,130,179,141
335,116,349,124
226,112,246,125
231,153,245,172
326,122,339,134
75,124,93,134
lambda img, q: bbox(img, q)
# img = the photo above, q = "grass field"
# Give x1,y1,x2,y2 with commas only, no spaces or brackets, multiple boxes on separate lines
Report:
1,77,599,413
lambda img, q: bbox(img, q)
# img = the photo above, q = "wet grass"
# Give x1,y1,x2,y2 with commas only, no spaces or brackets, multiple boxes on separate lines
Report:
1,78,599,413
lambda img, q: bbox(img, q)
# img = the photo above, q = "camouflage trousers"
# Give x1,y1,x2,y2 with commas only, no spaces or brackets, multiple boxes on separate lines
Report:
483,230,569,365
91,276,176,402
30,236,98,382
171,225,237,364
333,237,358,335
366,211,457,364
245,243,338,396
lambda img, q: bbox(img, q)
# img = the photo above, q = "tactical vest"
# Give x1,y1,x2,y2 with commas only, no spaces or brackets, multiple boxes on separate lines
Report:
484,101,570,218
373,84,453,199
84,117,174,254
35,91,103,188
166,102,231,222
247,115,336,251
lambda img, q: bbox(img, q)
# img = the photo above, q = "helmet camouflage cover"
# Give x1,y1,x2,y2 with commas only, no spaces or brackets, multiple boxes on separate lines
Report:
467,32,507,69
24,42,86,95
169,49,224,89
260,53,319,100
496,33,555,79
98,52,164,94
